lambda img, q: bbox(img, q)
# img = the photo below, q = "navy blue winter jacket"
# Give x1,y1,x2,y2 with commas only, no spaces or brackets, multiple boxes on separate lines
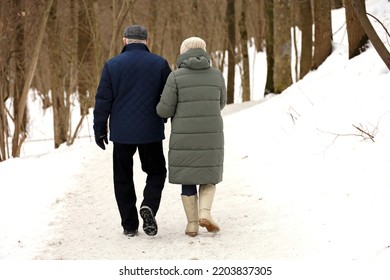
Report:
93,43,171,144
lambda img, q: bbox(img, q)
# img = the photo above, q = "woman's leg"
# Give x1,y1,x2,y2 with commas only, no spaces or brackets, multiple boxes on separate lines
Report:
181,184,198,236
181,184,197,196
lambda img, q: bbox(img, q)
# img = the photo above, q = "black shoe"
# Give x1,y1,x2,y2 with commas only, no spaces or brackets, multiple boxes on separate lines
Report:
123,229,138,237
140,206,158,236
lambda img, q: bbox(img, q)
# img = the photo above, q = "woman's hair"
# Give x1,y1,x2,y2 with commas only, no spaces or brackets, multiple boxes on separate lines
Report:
180,37,206,54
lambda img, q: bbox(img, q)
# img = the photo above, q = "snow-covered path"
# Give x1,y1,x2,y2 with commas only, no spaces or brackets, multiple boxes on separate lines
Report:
31,86,390,260
34,102,317,260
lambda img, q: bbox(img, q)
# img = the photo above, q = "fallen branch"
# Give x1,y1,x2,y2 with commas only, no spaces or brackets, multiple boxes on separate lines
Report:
352,124,375,142
319,122,377,151
288,106,300,125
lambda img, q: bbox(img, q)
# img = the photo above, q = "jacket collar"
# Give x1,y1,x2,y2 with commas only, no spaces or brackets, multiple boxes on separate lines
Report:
121,43,150,53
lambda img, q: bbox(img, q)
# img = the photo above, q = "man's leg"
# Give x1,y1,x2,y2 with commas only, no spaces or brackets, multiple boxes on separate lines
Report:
138,141,167,215
113,143,139,233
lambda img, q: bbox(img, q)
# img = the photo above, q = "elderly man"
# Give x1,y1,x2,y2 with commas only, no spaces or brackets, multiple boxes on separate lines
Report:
93,25,171,237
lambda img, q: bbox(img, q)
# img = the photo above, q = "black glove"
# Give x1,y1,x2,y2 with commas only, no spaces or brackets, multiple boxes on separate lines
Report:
95,134,108,150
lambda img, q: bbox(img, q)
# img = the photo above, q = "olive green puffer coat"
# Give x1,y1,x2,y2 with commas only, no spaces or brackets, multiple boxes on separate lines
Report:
156,48,226,185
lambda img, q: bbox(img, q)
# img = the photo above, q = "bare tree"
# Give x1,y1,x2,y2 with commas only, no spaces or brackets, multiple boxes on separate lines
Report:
331,0,343,9
108,0,136,59
239,0,250,102
146,0,161,54
273,0,292,93
48,0,68,148
350,0,390,70
200,0,227,71
65,0,79,145
312,0,332,69
297,0,313,79
77,0,99,116
226,0,236,104
0,73,8,161
190,0,201,35
0,65,9,160
0,0,16,161
345,0,369,59
252,0,265,52
264,0,275,94
11,0,28,157
12,0,54,157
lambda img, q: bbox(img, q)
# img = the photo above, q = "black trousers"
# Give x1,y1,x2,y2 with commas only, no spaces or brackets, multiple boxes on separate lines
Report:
113,141,166,231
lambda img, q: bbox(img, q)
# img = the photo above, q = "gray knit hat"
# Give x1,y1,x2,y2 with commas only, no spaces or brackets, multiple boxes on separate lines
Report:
123,25,148,40
180,37,206,54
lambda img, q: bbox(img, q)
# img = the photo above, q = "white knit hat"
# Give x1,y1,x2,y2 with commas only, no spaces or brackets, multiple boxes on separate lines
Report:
180,37,206,54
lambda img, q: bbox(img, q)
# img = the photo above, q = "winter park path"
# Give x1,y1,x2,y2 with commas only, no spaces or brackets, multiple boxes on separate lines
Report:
32,100,264,259
34,99,390,260
32,100,310,260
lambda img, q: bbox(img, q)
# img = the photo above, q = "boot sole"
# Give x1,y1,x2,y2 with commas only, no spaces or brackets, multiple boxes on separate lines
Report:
185,232,198,237
199,218,220,233
140,206,158,236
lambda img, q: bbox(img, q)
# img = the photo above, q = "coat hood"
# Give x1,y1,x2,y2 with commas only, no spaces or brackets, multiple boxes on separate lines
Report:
176,48,211,70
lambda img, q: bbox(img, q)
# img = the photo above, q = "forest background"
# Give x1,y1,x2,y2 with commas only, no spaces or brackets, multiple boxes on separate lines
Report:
0,0,389,161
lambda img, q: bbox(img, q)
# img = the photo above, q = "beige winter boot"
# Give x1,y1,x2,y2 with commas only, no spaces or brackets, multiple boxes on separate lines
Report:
198,184,220,233
181,195,199,237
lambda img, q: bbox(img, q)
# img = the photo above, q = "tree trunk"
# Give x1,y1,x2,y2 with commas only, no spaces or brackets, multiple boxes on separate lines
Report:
239,0,250,102
108,0,133,59
254,0,265,52
0,85,9,161
350,0,390,70
11,0,27,157
292,0,299,82
190,0,200,35
298,0,313,79
92,1,102,95
273,0,292,93
345,0,369,59
65,0,78,144
78,1,90,117
312,0,332,69
0,1,16,161
12,0,54,157
264,0,274,94
226,0,236,104
147,0,160,54
331,0,344,9
48,0,68,148
168,0,184,64
77,0,98,116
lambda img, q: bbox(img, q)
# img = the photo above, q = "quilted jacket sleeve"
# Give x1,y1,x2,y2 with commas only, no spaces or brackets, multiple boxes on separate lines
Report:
156,72,178,119
93,63,113,137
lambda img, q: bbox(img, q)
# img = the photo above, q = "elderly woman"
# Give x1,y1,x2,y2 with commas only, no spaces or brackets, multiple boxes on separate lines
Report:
157,37,226,237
